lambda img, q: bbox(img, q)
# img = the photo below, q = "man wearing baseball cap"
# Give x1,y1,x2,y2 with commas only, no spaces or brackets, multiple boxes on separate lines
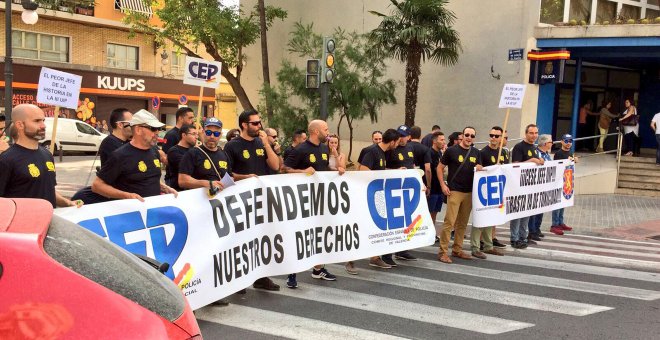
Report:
178,117,231,193
92,110,176,201
550,134,576,235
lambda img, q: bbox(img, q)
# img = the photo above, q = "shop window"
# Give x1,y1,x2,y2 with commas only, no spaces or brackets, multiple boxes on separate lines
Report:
170,51,187,76
12,30,69,63
107,43,139,70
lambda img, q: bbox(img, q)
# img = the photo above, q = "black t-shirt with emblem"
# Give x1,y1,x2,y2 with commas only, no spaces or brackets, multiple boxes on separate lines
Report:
386,144,415,169
0,144,57,207
179,145,231,182
162,127,180,153
428,148,443,194
97,143,163,198
284,140,330,171
99,134,127,165
440,144,482,192
166,144,190,190
480,145,511,167
360,144,387,170
511,141,539,163
224,136,270,176
553,149,573,160
409,141,431,169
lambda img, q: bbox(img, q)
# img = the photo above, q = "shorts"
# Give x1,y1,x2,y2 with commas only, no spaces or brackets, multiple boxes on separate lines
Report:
428,194,444,213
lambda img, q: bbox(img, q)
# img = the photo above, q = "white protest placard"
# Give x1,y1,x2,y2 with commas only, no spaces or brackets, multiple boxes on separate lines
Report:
55,170,435,310
471,160,575,227
498,83,526,109
36,67,82,110
183,56,222,88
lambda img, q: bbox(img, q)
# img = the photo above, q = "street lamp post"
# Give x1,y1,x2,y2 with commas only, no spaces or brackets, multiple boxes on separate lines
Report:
4,0,39,137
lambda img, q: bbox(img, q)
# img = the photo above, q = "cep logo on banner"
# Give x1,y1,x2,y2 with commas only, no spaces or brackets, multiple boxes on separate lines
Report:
367,177,420,231
77,206,189,279
183,56,222,88
477,175,506,208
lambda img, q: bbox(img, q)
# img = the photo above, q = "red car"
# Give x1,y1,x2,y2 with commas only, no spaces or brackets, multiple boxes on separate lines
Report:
0,198,201,339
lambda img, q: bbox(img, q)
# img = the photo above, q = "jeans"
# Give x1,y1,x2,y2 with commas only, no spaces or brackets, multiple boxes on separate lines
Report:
509,217,529,243
528,213,543,236
552,208,565,226
656,134,660,164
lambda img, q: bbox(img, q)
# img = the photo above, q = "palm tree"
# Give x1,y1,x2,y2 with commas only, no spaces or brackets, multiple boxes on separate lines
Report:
368,0,461,126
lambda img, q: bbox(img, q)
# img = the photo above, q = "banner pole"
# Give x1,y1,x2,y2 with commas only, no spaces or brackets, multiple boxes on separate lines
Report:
50,107,60,155
497,108,510,163
196,86,204,130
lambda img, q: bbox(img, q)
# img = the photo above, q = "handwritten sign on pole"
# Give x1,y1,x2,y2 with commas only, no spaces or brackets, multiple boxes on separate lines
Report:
36,67,82,110
498,83,526,109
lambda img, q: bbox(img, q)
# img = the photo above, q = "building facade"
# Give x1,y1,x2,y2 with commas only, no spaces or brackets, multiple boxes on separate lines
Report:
1,1,238,128
240,0,659,149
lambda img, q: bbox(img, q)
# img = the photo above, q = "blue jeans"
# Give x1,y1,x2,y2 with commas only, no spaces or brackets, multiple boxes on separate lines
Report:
528,213,543,236
510,217,529,243
552,208,564,226
656,134,660,164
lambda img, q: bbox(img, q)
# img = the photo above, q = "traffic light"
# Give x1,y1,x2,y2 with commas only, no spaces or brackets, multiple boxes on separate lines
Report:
306,59,320,89
321,37,335,83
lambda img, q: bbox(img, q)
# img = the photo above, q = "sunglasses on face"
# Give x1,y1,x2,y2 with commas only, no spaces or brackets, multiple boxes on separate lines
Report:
248,121,262,127
140,125,161,132
489,134,501,138
269,135,278,139
205,130,221,137
563,140,573,143
464,134,476,138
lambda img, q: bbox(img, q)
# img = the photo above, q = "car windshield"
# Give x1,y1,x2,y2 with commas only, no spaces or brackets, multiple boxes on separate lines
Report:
43,215,185,321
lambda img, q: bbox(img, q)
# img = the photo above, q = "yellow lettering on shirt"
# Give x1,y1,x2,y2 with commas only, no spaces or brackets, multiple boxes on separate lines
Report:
470,157,477,163
310,154,317,163
398,153,404,161
458,155,464,162
256,149,265,156
322,153,328,161
408,151,413,158
527,150,532,157
204,159,211,170
218,161,228,169
491,156,496,163
46,161,55,172
28,164,40,178
154,159,161,168
138,161,147,173
242,150,250,159
379,159,384,167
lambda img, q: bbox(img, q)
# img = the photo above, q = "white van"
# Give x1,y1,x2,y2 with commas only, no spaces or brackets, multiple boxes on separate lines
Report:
42,117,107,152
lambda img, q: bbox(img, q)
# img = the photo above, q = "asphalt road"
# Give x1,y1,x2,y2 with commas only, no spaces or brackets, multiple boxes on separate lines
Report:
195,234,660,340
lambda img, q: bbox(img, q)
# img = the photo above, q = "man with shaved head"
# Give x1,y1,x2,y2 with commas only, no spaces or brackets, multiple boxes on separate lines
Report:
0,104,81,207
282,119,344,288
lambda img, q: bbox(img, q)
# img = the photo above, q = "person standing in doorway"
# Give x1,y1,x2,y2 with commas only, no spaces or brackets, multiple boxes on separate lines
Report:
597,100,617,153
620,99,640,156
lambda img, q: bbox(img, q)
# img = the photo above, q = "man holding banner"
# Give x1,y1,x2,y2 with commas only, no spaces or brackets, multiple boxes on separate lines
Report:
224,109,281,291
550,134,576,235
178,118,231,192
508,124,544,249
438,127,483,264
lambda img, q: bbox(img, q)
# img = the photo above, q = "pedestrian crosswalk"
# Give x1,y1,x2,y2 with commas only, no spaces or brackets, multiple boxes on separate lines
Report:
196,232,660,339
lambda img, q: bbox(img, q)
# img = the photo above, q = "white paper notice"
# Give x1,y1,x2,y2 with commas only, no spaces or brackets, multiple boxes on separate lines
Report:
36,67,82,109
498,83,526,109
220,172,235,189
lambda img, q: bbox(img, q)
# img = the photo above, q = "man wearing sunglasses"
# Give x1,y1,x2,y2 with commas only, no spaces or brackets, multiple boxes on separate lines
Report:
224,109,280,291
178,118,231,192
437,126,483,264
99,108,133,165
92,110,176,201
165,124,198,191
509,124,545,249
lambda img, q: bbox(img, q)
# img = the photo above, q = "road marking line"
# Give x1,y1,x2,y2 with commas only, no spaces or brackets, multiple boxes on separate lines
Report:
494,232,660,252
325,264,612,316
196,304,407,340
399,258,660,301
265,279,534,334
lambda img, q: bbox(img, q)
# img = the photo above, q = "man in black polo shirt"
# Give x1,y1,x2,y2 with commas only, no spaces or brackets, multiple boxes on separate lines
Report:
166,124,198,191
428,131,446,238
92,110,177,201
224,109,280,291
359,129,400,269
163,107,195,153
179,118,231,191
357,130,382,166
437,126,483,264
99,108,133,165
509,124,544,249
0,104,80,208
282,119,343,287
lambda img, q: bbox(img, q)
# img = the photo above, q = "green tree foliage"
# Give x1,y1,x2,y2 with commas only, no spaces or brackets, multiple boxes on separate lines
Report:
123,0,286,111
368,0,461,127
263,22,397,161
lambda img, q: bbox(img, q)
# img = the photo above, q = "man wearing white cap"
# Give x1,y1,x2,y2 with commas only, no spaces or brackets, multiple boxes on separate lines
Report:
92,109,177,201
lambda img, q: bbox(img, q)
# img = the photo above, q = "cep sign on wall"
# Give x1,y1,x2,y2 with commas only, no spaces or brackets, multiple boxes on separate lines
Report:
183,56,222,88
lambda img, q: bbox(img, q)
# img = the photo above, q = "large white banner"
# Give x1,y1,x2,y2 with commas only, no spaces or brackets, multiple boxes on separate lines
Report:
472,160,575,227
55,170,434,310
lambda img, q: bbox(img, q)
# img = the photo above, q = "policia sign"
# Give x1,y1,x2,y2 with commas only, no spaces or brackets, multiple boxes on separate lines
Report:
55,170,434,309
